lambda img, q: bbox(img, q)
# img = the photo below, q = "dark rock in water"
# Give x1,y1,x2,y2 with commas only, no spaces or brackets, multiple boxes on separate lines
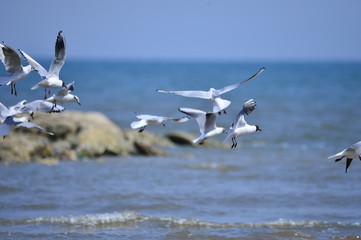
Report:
134,140,169,156
166,131,195,145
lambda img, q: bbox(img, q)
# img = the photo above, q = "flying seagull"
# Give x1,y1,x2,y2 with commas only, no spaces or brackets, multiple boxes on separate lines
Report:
157,67,265,114
0,116,53,139
18,100,65,119
0,43,34,96
46,81,80,109
224,99,261,148
130,114,189,133
19,31,67,98
328,141,361,173
178,107,226,144
0,100,64,122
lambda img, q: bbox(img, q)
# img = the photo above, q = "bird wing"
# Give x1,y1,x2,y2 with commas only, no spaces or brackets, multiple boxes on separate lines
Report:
351,141,361,157
215,67,266,95
48,31,66,76
204,113,218,133
20,100,64,114
65,81,75,92
157,89,211,99
170,116,190,123
19,49,48,78
179,107,207,134
233,99,256,129
16,121,54,135
0,43,22,73
130,119,148,129
0,102,9,117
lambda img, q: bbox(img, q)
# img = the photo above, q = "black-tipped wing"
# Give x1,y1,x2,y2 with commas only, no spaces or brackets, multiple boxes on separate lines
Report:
0,43,22,73
179,107,207,134
232,99,256,129
49,31,66,76
216,67,266,96
157,89,211,99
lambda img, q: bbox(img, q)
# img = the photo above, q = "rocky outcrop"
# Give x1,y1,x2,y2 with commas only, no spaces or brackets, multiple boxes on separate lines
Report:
0,111,225,164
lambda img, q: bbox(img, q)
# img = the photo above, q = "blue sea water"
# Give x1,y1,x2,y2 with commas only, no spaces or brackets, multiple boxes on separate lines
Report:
0,60,361,239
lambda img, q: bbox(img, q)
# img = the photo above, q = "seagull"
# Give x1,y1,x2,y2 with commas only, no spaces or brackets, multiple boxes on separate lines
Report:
18,100,65,119
328,141,361,173
130,114,189,133
178,107,226,144
0,43,33,96
0,100,64,121
224,99,261,148
157,67,265,114
46,81,80,108
19,31,66,98
0,116,53,139
0,100,28,122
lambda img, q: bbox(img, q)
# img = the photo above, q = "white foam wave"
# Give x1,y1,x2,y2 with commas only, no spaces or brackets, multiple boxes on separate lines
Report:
20,212,361,230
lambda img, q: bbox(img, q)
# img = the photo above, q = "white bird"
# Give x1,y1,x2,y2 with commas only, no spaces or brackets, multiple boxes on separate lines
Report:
0,100,64,122
19,31,66,98
224,99,261,148
46,81,80,108
131,114,189,133
18,100,65,118
0,43,33,96
157,67,265,114
178,107,226,144
0,116,53,139
328,141,361,173
0,100,28,122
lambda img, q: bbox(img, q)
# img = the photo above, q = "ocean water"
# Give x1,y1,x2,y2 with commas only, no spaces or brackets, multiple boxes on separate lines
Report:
1,60,361,239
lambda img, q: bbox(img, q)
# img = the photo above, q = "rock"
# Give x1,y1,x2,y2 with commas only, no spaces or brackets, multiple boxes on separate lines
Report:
134,140,169,156
166,131,195,145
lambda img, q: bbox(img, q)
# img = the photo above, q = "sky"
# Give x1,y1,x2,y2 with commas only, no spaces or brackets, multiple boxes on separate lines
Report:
1,0,361,61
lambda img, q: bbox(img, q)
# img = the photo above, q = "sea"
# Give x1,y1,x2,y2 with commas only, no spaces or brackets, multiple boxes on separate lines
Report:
0,60,361,239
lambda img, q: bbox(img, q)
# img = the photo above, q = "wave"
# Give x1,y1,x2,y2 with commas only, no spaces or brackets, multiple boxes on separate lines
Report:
2,211,360,230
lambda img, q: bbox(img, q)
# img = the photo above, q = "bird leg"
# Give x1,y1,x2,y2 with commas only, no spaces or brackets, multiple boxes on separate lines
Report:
11,83,17,96
138,126,145,133
44,88,47,99
162,122,166,127
223,109,227,114
345,158,353,173
30,112,34,119
334,157,344,162
51,101,57,111
231,137,237,148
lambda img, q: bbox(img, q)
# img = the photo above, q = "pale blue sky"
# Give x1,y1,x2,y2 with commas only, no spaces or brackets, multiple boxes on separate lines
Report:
2,0,361,61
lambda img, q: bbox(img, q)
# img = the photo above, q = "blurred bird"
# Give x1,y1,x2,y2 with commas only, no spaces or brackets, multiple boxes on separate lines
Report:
46,81,80,109
0,43,34,96
0,116,53,139
131,114,189,133
178,107,226,144
224,99,261,148
157,67,265,114
328,141,361,173
19,31,67,98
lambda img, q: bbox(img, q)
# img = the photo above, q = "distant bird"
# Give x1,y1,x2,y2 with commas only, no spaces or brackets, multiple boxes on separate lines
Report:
19,31,67,98
157,67,265,114
0,116,53,139
224,99,261,148
131,114,189,133
179,107,226,144
0,43,34,96
328,141,361,173
46,81,80,108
